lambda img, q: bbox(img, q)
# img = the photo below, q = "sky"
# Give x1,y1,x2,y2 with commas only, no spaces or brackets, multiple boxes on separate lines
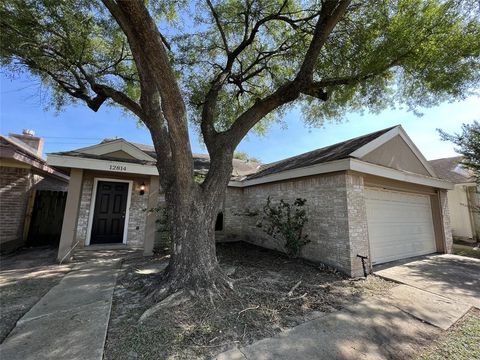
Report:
1,72,479,163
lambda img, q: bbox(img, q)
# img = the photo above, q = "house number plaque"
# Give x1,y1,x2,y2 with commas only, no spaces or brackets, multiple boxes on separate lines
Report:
109,164,127,172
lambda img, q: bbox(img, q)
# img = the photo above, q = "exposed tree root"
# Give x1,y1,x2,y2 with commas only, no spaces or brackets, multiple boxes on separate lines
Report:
139,290,190,323
139,265,235,323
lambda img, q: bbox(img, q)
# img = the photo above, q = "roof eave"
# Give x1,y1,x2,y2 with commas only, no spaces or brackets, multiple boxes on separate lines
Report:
230,158,453,189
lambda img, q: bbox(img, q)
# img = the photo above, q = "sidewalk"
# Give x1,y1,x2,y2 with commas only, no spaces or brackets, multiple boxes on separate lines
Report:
216,281,473,360
0,254,122,360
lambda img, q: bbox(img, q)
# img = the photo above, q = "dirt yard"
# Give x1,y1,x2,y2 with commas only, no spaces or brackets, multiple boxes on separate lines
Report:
0,247,71,342
104,242,394,360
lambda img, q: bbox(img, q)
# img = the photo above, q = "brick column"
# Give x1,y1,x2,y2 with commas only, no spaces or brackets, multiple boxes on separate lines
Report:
57,168,83,263
143,176,160,256
345,174,370,277
439,189,453,254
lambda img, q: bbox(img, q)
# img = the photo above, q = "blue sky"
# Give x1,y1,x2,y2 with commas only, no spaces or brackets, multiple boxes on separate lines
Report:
1,72,479,163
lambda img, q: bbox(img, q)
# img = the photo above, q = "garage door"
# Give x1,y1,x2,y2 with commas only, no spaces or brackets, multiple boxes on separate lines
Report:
365,188,436,264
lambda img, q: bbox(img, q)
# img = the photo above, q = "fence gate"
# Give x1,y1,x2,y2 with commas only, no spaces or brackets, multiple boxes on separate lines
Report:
27,190,67,247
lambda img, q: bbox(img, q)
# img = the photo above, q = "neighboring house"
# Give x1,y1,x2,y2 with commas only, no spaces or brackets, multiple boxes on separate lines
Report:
0,131,69,253
429,156,479,242
48,125,453,276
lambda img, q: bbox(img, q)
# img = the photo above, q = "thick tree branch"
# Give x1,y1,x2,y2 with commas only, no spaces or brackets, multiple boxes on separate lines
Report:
102,0,193,191
206,0,229,53
224,0,352,149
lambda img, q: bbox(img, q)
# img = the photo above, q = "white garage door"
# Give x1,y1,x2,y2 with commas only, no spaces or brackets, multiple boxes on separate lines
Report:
365,188,437,265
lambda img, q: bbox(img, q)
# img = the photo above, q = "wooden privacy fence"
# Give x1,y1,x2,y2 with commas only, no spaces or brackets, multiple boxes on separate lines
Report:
26,190,67,247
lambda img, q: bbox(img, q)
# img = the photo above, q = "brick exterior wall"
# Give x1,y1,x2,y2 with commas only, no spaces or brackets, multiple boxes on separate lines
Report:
345,174,370,276
0,166,68,252
223,172,362,275
217,187,245,242
75,172,149,249
439,189,453,254
0,167,32,251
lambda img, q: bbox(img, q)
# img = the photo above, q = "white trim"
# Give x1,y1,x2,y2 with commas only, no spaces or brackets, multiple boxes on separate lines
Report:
229,158,453,189
349,127,400,158
349,126,437,177
56,138,155,162
229,159,351,187
85,177,133,246
349,159,452,189
47,154,158,175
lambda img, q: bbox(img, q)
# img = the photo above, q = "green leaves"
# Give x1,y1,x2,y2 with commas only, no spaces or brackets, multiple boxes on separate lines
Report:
257,196,310,257
439,121,480,179
1,0,479,134
1,0,138,110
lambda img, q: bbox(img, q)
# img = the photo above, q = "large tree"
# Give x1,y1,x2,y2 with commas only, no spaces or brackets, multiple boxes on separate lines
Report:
439,121,480,178
1,0,479,298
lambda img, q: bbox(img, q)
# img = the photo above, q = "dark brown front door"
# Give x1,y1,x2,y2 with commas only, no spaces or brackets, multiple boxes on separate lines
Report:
90,181,129,244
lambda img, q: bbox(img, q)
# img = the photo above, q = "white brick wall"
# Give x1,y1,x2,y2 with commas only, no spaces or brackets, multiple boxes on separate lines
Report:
75,173,148,248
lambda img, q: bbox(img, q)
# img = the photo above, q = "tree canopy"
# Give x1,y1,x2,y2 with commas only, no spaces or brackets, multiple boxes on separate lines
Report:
1,0,480,294
2,0,479,134
439,121,480,178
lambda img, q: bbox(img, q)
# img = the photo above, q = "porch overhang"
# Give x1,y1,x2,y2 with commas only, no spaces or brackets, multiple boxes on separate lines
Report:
47,153,158,176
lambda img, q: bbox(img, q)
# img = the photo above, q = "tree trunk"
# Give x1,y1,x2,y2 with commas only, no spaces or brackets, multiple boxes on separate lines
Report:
160,178,233,297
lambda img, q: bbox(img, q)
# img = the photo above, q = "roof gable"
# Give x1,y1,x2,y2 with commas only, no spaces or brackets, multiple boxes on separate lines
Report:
70,139,156,162
350,126,436,177
247,126,396,180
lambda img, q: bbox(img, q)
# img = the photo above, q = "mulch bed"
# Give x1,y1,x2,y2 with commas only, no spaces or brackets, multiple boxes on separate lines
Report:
104,242,394,360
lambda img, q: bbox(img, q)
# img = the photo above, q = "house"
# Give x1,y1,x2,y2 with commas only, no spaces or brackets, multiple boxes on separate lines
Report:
0,131,69,253
429,156,479,242
47,125,453,276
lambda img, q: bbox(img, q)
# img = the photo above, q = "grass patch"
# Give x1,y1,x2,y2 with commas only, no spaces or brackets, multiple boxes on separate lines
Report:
416,308,480,360
104,242,394,360
453,243,480,259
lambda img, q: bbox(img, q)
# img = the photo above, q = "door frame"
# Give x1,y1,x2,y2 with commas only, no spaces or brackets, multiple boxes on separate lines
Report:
85,177,133,246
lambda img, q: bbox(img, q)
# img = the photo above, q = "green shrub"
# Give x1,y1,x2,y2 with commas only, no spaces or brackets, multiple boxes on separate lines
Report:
257,197,310,257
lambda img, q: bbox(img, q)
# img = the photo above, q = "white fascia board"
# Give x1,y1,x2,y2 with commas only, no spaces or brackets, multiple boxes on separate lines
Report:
47,154,158,176
228,159,351,187
228,157,453,189
349,125,437,178
67,139,155,162
349,158,453,190
349,126,400,158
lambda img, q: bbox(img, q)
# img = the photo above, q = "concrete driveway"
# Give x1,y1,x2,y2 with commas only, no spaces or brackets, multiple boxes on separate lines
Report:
374,254,480,309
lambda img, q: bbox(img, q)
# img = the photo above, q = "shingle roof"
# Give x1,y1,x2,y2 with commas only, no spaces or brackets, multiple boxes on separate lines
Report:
428,156,475,184
51,126,401,181
52,140,260,180
246,126,396,180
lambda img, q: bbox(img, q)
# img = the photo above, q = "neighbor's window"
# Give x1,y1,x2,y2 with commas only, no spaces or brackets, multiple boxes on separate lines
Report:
215,212,224,231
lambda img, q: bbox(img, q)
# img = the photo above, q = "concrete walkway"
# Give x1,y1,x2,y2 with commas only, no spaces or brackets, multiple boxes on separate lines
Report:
217,260,479,360
0,253,122,360
375,254,480,309
216,296,441,360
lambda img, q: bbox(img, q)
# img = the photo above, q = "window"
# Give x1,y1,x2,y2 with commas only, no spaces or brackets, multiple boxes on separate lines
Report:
215,212,224,231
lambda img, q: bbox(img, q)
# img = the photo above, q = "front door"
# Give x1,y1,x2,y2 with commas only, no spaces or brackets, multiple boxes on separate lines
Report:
90,181,129,244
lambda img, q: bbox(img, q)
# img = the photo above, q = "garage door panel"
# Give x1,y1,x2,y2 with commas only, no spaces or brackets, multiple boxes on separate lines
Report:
366,188,436,264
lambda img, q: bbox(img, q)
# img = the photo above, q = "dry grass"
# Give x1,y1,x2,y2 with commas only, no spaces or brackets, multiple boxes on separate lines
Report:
104,242,394,360
415,308,480,360
0,247,71,342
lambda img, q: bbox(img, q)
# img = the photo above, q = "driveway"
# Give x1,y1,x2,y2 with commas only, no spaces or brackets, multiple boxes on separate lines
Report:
374,254,480,309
